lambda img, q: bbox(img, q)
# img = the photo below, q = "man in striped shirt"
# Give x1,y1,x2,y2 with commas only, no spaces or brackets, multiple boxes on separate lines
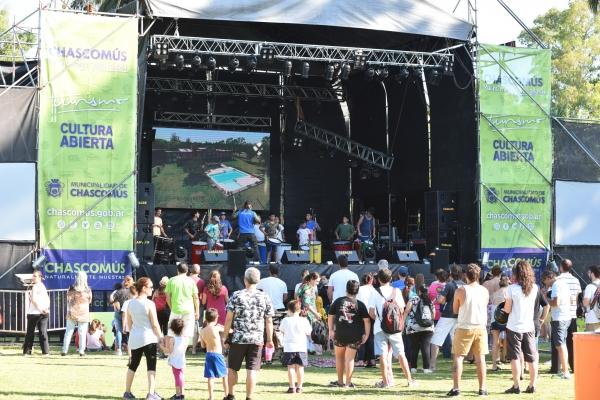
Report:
550,259,581,373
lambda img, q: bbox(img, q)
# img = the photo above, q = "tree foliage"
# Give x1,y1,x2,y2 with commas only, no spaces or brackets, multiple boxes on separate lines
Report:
519,0,600,119
0,9,36,60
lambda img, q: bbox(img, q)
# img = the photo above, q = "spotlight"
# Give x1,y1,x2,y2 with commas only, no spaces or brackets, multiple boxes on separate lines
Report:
159,59,168,70
443,57,454,76
301,61,310,78
246,55,257,72
228,57,239,72
128,252,140,269
324,64,335,81
376,67,389,81
32,254,47,269
427,68,441,86
340,63,351,80
153,41,169,60
364,68,375,81
175,54,185,71
359,167,371,180
353,51,367,70
191,55,202,71
206,56,217,71
394,67,410,82
260,45,275,63
284,60,293,77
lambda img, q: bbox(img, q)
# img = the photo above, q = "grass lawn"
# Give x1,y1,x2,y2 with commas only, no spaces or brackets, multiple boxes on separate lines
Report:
0,344,574,400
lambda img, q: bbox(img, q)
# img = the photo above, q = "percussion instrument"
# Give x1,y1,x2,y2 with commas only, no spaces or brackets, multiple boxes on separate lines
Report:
308,240,322,264
257,242,267,264
276,243,292,263
214,242,224,250
267,237,282,245
222,238,236,250
299,245,310,251
333,241,352,252
191,241,208,264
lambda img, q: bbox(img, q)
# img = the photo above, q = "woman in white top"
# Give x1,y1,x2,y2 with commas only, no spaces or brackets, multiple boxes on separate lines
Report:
23,270,50,355
502,261,539,394
356,272,377,367
86,319,107,351
123,277,164,400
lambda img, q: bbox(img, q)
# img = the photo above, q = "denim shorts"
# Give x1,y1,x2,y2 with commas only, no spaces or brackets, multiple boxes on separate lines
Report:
551,320,570,347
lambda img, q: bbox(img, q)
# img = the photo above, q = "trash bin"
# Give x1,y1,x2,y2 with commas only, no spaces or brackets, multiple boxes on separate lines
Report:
573,332,600,400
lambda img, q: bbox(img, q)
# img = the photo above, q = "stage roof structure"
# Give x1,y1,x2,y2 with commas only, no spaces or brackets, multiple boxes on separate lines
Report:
144,0,473,41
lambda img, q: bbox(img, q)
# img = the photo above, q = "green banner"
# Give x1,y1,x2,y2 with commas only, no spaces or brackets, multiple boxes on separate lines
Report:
38,11,137,289
478,44,552,252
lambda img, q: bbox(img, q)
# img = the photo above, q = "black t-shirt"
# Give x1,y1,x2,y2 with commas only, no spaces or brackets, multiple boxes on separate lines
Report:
328,296,369,343
112,288,131,310
533,289,548,335
183,218,201,237
440,280,465,318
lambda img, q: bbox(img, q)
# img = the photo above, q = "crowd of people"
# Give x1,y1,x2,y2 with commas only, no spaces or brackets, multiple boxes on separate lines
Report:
20,257,600,400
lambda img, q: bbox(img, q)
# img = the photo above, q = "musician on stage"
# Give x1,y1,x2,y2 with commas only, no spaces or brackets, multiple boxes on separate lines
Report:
153,208,168,238
218,212,232,240
356,209,376,260
334,216,355,242
305,212,321,240
264,213,282,262
183,210,202,241
232,200,260,261
204,216,220,250
274,216,285,242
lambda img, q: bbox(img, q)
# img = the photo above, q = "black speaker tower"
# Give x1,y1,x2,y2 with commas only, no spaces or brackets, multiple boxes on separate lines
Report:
136,183,155,261
425,191,458,263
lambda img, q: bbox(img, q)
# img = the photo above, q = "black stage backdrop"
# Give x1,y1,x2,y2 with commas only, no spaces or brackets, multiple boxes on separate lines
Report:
0,87,37,162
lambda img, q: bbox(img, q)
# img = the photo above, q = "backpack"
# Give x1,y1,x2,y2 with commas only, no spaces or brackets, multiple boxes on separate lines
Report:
414,298,434,328
589,283,600,320
376,287,404,334
311,320,329,346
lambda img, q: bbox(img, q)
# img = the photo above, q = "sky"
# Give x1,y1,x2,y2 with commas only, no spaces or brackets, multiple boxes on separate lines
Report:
1,0,572,44
155,127,269,144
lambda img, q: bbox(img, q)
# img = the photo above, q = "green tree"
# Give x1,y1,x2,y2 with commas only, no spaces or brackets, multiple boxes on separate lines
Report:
589,0,598,14
0,9,36,61
519,0,600,118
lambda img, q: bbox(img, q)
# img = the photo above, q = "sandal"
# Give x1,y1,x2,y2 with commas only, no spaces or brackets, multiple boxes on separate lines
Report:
285,388,295,394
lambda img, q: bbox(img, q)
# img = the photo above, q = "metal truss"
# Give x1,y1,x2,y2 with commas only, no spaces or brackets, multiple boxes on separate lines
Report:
146,77,341,102
294,120,394,170
150,35,453,69
154,111,272,129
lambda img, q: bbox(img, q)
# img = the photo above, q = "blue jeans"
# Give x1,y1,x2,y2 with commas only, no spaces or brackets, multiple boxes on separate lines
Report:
113,311,123,351
62,319,89,354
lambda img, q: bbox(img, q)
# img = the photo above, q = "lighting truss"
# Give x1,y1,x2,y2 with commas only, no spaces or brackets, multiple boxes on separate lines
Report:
154,111,271,129
150,35,453,69
294,120,394,170
146,77,341,102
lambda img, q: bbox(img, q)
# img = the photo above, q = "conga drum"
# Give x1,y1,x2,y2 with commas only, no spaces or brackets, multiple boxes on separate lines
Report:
309,241,322,264
191,241,208,264
222,238,236,250
214,242,224,251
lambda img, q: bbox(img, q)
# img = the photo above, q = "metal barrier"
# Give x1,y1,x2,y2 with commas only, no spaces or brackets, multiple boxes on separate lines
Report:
0,289,68,334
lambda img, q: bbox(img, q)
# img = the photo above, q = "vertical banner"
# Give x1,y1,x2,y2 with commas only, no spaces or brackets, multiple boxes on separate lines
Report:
38,11,137,289
478,44,552,275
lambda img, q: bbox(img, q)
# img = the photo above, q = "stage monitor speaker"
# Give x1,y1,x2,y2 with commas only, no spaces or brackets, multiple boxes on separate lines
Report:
283,250,310,263
203,250,228,263
408,264,436,283
227,250,247,277
137,183,155,224
396,250,420,262
430,248,449,273
335,251,360,264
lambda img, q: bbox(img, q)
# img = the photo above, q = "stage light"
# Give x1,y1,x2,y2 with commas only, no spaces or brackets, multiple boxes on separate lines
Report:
32,254,47,270
376,67,389,81
359,167,371,180
154,41,169,60
340,63,351,80
301,62,310,78
350,159,359,168
260,45,275,63
324,64,335,81
353,51,367,70
246,55,257,72
284,60,293,77
206,56,217,71
443,57,454,76
175,54,185,71
128,252,140,269
228,57,240,72
427,68,441,86
394,67,410,82
159,59,168,70
372,168,382,178
364,68,375,81
191,55,202,70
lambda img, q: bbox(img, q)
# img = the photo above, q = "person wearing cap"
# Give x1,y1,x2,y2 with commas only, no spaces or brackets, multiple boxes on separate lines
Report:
391,266,409,290
218,212,232,240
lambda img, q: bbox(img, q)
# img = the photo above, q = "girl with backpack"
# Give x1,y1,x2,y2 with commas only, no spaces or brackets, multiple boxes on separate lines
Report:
403,284,435,373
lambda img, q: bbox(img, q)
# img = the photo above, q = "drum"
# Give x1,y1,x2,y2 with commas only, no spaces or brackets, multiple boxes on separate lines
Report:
222,238,236,250
299,245,310,251
258,242,267,264
276,243,292,263
361,240,375,260
308,241,322,264
268,237,282,246
191,241,208,264
214,242,224,250
353,239,362,253
333,241,352,252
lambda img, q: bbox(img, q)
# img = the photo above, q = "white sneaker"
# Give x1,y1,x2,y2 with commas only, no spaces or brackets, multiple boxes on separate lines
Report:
410,368,417,374
423,369,433,374
408,379,418,388
116,350,123,356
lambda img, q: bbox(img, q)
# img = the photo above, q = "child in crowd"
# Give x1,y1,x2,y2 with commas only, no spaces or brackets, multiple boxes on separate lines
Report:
280,300,312,393
162,318,188,400
86,319,107,352
199,308,228,400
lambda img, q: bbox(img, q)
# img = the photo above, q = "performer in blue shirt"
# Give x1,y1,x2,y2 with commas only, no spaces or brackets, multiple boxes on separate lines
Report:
233,200,260,261
304,212,321,241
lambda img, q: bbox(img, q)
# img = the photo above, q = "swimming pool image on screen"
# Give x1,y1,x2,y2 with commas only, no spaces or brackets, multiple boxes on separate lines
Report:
206,165,261,195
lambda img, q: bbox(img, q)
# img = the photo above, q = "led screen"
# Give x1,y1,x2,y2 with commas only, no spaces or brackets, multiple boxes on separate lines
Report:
0,163,36,241
555,180,600,245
